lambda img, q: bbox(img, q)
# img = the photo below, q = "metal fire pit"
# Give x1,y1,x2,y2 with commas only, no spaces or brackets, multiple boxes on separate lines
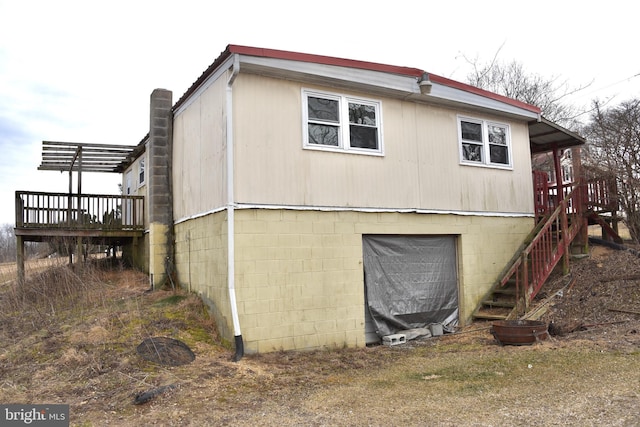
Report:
491,320,549,346
136,337,195,366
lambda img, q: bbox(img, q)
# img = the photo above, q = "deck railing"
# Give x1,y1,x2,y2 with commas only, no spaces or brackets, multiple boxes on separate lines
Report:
15,191,145,231
584,176,618,213
533,171,618,221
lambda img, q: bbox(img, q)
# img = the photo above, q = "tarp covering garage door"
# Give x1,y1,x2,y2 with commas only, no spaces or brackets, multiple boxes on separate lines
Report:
363,235,458,338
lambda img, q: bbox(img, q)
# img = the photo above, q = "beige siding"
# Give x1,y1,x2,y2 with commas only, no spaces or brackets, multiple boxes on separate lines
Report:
122,156,147,196
173,74,228,221
121,158,149,272
232,73,534,214
226,209,533,354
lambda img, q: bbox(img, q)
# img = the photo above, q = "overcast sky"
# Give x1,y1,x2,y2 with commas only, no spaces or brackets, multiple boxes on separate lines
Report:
1,0,638,225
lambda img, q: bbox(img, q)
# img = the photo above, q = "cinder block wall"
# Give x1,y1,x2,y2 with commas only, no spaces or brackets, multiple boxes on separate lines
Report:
173,208,533,353
231,209,533,354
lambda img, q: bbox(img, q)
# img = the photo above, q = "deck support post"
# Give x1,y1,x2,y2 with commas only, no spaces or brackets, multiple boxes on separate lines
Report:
552,145,571,274
16,235,25,285
76,236,83,270
560,207,570,274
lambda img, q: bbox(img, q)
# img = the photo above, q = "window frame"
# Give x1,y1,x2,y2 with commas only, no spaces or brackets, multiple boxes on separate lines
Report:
302,89,384,156
138,155,145,187
458,116,512,169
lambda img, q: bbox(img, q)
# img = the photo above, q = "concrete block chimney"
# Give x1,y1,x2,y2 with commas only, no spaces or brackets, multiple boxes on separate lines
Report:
148,88,174,288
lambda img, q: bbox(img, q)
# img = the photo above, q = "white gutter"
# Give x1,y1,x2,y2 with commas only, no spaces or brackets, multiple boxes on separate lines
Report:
226,55,243,361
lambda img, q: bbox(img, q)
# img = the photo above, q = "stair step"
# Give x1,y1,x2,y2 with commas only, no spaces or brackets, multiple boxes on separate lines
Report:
472,312,509,321
493,287,516,296
482,300,516,308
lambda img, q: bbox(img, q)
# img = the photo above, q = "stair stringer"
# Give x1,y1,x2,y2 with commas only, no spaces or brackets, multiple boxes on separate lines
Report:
473,186,586,321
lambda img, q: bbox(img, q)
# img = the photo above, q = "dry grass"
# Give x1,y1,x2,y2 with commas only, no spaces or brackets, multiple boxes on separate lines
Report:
0,254,639,426
0,257,68,285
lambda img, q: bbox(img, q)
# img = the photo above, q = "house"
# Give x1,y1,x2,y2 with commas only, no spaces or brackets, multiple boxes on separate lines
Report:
16,45,589,357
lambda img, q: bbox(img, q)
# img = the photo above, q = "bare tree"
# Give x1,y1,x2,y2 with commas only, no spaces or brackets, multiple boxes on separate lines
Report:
464,50,591,130
583,99,640,243
464,50,597,197
0,224,17,263
0,224,47,262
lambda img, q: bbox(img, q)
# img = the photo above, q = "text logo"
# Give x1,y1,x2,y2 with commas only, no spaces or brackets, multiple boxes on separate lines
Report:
1,405,69,426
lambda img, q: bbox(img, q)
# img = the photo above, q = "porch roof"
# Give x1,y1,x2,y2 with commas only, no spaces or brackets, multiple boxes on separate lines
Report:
528,118,585,154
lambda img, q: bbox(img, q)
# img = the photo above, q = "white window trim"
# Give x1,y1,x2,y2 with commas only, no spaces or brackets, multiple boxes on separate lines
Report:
302,89,384,156
138,155,146,188
457,116,512,169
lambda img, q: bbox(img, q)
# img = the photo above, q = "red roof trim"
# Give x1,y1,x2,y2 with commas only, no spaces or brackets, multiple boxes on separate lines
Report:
174,44,541,115
227,45,426,78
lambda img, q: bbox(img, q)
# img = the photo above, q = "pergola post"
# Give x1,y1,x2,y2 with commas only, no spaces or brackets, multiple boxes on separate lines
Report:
75,147,84,269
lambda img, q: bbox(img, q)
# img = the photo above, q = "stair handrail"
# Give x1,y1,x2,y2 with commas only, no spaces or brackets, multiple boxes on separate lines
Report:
494,218,548,289
489,182,583,316
522,183,584,303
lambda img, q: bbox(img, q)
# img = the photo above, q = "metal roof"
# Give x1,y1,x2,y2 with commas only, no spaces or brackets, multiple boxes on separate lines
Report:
528,118,586,154
38,141,143,173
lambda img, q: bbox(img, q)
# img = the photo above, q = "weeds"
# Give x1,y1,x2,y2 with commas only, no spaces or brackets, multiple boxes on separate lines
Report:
0,260,219,422
0,256,639,425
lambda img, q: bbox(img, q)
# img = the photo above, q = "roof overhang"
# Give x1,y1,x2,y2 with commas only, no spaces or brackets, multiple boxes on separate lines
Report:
38,141,144,173
173,44,542,122
528,118,586,154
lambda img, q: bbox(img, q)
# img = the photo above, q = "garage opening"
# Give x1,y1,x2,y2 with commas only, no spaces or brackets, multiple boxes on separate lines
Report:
363,235,459,344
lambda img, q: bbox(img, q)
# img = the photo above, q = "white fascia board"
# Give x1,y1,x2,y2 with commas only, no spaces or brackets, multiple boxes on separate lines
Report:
173,56,235,117
238,55,416,97
426,85,540,120
237,55,540,121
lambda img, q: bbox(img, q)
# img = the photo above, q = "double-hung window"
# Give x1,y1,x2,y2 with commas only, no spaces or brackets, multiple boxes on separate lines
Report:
303,90,382,154
458,116,511,168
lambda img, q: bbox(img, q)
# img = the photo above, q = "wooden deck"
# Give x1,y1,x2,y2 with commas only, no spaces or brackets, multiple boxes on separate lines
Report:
15,191,145,242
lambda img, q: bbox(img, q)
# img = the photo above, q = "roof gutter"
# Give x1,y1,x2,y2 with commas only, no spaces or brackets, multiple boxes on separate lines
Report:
226,55,244,362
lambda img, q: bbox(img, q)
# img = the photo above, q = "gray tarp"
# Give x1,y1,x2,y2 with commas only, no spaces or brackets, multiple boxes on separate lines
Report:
363,235,459,338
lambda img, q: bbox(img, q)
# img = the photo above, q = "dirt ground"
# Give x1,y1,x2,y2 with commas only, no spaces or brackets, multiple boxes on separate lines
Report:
0,245,639,426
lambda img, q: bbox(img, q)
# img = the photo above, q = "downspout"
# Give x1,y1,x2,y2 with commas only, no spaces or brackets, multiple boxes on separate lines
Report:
227,56,244,362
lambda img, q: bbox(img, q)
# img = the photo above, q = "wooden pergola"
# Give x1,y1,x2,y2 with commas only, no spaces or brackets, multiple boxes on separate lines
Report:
38,140,144,185
15,141,146,283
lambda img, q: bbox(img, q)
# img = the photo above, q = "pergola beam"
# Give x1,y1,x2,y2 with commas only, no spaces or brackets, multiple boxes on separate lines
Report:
37,141,143,174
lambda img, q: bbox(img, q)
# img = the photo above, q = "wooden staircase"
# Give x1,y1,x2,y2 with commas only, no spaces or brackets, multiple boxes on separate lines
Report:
473,184,586,321
474,279,519,321
473,173,624,321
